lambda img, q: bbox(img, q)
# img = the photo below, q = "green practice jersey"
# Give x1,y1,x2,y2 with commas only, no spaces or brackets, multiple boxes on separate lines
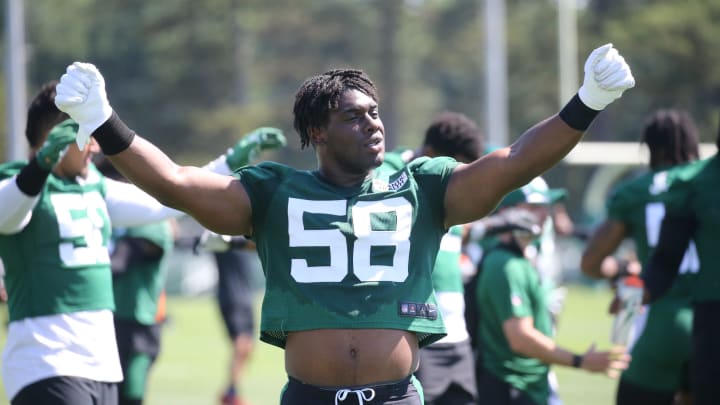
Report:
607,165,700,298
0,161,113,321
664,156,720,302
477,245,551,405
238,158,457,349
112,220,174,325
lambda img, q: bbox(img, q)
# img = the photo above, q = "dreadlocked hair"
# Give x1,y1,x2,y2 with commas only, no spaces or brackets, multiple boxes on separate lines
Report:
293,69,378,149
26,81,70,148
424,111,484,162
641,108,699,169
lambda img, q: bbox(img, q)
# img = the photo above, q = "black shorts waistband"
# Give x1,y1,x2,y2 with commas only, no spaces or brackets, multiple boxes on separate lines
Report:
286,374,413,400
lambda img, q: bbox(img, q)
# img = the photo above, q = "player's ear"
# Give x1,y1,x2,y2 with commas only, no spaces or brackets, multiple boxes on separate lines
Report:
309,127,327,146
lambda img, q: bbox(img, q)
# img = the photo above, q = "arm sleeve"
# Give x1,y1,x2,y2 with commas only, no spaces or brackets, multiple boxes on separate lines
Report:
643,213,696,301
104,178,186,227
0,177,40,234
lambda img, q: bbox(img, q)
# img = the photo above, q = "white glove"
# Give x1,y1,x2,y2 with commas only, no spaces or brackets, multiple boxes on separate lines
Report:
578,43,636,111
197,230,233,253
54,62,114,149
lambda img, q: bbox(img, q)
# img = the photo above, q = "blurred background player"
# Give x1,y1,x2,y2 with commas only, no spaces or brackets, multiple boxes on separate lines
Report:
0,86,172,405
380,111,483,405
96,156,177,405
195,230,260,405
473,188,630,405
198,128,286,405
0,81,283,404
464,176,569,405
214,242,257,405
582,108,700,405
643,114,720,405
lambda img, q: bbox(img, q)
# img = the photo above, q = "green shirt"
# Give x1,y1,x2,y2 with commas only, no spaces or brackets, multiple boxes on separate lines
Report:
112,221,174,325
663,156,720,302
607,165,700,298
477,245,551,405
237,158,457,349
0,161,114,321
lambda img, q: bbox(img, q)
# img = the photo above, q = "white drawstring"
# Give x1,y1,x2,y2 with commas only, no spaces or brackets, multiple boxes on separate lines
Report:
334,387,376,405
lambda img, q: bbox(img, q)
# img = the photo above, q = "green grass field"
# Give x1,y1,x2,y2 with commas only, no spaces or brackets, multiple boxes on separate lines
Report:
0,284,619,405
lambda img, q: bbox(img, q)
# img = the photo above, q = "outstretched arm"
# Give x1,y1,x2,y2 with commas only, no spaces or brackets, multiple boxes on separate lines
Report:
504,317,629,378
55,63,253,236
444,44,635,226
643,213,695,302
581,219,627,279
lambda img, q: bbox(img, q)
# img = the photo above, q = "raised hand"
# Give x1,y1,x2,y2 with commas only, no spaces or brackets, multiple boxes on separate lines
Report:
35,119,79,170
578,43,636,111
225,127,287,171
54,62,113,149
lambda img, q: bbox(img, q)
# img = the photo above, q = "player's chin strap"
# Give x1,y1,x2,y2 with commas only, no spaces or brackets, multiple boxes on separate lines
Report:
334,387,376,404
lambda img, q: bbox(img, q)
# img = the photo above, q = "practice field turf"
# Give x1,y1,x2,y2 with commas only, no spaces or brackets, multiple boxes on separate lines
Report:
0,284,618,405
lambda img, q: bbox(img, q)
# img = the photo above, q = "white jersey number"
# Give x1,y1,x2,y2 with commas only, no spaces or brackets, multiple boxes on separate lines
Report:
288,197,412,283
51,192,111,267
645,202,699,274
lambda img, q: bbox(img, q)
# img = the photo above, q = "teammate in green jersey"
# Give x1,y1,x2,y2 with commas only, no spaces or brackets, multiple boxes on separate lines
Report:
0,82,284,405
475,189,629,405
95,156,177,405
581,108,701,405
643,119,720,405
379,111,483,405
53,43,634,404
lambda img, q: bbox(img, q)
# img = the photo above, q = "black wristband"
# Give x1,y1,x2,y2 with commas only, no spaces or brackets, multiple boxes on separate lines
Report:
94,111,136,155
559,94,601,131
16,158,51,196
572,354,583,369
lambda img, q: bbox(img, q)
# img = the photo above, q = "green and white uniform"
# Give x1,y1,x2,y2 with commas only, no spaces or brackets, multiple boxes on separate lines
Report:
111,221,174,402
606,164,700,391
476,245,552,405
0,160,186,401
237,158,457,348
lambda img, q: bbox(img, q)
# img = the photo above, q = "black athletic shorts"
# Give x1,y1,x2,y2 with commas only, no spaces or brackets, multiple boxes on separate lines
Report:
114,317,162,361
414,340,477,404
215,250,255,338
281,375,423,404
476,370,537,405
12,376,117,405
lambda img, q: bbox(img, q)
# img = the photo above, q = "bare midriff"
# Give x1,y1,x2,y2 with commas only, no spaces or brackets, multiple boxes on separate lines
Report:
285,328,419,387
